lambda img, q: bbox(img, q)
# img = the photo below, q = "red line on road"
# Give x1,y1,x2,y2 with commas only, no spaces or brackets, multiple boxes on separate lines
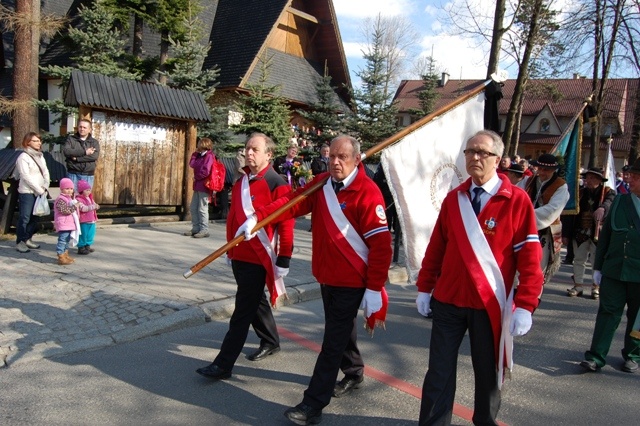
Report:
278,326,507,426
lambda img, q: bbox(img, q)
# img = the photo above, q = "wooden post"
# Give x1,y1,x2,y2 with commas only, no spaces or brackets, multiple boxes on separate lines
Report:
182,121,197,220
0,181,19,235
78,106,92,123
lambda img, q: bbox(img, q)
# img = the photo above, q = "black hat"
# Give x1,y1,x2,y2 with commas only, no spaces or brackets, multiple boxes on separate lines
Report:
506,164,525,174
622,165,630,172
628,158,640,174
531,153,559,168
580,167,608,182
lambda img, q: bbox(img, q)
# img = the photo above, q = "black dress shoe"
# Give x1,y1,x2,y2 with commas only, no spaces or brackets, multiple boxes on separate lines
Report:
284,403,322,425
332,374,364,398
247,345,280,361
195,363,231,380
580,359,599,372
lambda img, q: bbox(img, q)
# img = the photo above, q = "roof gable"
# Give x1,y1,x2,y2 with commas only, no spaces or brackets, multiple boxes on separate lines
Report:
522,103,562,135
205,0,351,106
204,0,289,88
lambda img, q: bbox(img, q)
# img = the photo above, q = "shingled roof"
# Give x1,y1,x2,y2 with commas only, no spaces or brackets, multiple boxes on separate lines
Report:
393,78,640,152
245,48,350,111
204,0,288,88
65,70,212,122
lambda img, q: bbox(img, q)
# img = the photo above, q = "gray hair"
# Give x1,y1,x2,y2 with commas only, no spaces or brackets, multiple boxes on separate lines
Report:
468,130,504,158
246,132,276,155
331,134,360,157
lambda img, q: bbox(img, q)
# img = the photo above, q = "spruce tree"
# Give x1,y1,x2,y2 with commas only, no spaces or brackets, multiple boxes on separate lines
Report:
347,26,398,152
232,54,291,152
163,9,229,143
297,74,345,147
414,56,440,117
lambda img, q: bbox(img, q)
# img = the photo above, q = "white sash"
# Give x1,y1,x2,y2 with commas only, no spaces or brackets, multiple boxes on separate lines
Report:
457,192,513,389
240,175,285,294
323,179,368,264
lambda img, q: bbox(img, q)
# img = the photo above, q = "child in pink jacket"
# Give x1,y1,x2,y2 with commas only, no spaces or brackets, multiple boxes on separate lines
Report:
76,179,100,255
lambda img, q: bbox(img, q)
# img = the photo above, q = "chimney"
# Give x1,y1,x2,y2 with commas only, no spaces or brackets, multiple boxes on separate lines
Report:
573,73,582,79
440,72,449,87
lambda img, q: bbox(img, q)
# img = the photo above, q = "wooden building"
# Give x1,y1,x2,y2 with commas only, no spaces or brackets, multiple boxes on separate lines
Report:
64,70,211,213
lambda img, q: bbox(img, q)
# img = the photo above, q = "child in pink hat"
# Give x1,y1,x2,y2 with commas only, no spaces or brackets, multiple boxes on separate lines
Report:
76,179,100,255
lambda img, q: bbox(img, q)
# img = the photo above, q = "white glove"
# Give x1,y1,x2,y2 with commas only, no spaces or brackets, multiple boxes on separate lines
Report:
416,292,432,317
225,254,232,267
593,207,605,222
593,270,602,286
235,215,258,240
509,307,533,336
69,199,78,206
360,289,382,318
275,266,289,278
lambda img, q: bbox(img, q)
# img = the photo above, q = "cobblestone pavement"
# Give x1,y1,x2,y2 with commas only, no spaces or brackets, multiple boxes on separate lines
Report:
1,219,406,368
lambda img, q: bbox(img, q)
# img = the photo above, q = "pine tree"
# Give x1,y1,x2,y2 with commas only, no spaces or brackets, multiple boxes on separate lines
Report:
347,26,398,152
297,73,345,147
37,0,140,119
232,54,291,152
163,8,228,143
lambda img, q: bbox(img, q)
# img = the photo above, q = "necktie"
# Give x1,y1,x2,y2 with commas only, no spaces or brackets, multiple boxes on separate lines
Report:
472,187,484,216
333,181,344,195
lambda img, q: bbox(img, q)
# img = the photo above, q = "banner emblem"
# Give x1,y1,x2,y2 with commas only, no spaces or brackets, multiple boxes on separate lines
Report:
430,163,464,211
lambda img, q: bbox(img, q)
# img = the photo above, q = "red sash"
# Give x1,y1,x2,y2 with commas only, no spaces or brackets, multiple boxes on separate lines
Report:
452,191,513,388
317,180,387,334
237,175,286,307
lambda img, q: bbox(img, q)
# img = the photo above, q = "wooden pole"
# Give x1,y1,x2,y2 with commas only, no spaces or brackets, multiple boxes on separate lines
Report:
183,80,492,278
182,121,197,220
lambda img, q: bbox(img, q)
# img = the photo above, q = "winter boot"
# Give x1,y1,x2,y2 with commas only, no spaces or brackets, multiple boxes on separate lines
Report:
62,250,75,264
58,252,74,265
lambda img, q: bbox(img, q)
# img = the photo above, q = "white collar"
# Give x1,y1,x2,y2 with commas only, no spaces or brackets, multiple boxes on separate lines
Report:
333,165,358,189
470,173,501,196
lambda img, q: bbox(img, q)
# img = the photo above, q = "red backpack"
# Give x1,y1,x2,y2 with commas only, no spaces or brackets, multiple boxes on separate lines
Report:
204,153,226,193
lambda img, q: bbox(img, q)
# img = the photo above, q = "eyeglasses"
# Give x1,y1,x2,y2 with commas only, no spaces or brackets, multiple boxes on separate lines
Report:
463,149,498,158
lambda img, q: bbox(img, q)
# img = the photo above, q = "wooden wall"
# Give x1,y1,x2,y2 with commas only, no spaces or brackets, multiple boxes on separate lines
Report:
90,111,187,206
269,11,317,59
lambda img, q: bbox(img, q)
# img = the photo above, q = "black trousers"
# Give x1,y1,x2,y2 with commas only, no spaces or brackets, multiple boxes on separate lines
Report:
302,284,365,409
213,260,279,371
419,299,501,426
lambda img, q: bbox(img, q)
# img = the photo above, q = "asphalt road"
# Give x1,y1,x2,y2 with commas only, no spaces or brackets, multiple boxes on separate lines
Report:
1,263,638,425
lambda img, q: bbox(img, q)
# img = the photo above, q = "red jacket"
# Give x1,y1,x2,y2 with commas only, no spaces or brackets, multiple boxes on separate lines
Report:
227,165,294,265
416,174,543,313
255,165,392,291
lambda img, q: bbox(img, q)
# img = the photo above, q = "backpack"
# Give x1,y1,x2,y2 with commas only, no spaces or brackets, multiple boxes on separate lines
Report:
204,153,226,193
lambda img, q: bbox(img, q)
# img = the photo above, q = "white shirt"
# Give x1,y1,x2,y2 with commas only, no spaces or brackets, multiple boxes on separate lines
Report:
469,174,501,213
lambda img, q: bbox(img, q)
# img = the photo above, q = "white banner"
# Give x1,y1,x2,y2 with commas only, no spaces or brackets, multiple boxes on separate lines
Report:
381,93,485,284
605,143,617,191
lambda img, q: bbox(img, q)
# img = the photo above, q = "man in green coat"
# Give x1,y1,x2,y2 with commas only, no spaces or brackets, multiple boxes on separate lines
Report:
580,159,640,373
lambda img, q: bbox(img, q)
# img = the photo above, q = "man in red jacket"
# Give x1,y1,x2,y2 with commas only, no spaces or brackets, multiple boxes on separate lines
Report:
238,135,392,425
415,130,543,425
195,132,295,380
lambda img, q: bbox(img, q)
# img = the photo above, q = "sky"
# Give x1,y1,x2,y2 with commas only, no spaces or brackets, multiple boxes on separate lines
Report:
332,0,493,87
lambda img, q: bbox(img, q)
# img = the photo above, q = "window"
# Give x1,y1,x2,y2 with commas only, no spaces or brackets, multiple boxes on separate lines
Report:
539,119,550,133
